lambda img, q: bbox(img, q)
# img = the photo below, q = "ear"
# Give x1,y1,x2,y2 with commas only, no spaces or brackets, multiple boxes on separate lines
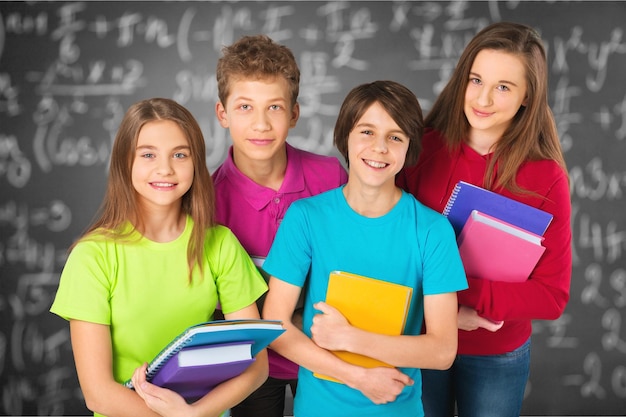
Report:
521,95,529,107
215,101,229,128
290,102,300,128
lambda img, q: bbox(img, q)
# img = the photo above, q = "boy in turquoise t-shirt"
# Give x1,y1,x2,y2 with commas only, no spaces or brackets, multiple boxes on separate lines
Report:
263,81,468,417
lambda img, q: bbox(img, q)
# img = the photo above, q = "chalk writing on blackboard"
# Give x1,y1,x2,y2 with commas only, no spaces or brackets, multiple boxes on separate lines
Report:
1,1,624,415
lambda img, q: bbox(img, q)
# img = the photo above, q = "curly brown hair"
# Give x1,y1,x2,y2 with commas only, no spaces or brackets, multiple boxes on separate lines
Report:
216,34,300,107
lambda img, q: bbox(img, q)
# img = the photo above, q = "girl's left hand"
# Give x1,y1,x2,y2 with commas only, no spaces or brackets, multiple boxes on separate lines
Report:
311,301,351,351
131,363,192,417
457,305,504,332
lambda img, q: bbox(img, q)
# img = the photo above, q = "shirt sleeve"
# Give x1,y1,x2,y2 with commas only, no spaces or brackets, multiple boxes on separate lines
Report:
50,239,113,325
208,226,268,314
420,207,469,295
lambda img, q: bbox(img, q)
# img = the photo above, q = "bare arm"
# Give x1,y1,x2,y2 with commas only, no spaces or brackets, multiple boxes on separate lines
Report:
311,292,460,370
70,320,164,417
263,276,413,404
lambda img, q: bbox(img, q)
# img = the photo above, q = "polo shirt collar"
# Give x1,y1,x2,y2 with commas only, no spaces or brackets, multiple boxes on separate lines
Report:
223,143,306,211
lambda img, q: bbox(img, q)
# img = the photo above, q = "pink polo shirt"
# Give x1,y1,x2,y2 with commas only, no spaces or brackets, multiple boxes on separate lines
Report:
212,143,348,379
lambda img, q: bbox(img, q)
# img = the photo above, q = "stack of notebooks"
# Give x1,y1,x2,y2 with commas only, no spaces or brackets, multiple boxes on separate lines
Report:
443,181,553,283
124,319,285,401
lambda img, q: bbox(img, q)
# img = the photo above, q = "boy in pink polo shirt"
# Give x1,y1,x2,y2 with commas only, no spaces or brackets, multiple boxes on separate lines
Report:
212,34,348,417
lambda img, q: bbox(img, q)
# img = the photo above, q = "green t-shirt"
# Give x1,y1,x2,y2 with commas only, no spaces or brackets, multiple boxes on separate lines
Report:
51,216,267,387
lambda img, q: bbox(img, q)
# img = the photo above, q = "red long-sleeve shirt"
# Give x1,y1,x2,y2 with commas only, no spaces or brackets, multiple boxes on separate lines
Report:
397,128,572,355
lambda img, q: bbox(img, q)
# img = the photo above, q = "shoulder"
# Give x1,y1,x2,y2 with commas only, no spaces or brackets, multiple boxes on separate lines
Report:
205,224,238,243
288,144,345,171
401,191,450,227
421,128,447,151
517,159,569,197
211,147,236,185
399,128,450,183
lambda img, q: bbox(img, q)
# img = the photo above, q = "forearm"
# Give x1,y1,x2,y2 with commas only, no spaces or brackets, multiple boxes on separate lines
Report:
339,329,456,370
270,318,366,384
82,377,162,417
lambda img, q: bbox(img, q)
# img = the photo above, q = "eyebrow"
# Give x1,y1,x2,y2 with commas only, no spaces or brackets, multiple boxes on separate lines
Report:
469,71,520,87
355,122,406,136
135,144,191,151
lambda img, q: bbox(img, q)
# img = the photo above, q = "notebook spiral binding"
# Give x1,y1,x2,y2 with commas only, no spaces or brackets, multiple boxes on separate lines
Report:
146,334,196,379
442,183,462,217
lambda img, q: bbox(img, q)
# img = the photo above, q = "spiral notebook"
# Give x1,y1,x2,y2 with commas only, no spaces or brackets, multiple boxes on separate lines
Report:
443,181,553,237
124,319,284,398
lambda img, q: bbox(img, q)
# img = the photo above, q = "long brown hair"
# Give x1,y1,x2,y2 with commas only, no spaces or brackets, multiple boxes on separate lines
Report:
74,98,216,280
426,21,567,193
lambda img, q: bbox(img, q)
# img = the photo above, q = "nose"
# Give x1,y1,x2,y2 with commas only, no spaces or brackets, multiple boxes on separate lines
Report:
477,86,493,107
157,157,174,175
372,134,388,153
252,110,271,132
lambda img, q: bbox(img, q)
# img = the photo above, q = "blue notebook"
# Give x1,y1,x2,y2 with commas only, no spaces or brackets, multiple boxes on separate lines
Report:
443,181,553,236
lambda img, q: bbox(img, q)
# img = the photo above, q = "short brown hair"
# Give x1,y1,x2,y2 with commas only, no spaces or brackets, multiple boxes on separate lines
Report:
216,34,300,107
334,81,423,167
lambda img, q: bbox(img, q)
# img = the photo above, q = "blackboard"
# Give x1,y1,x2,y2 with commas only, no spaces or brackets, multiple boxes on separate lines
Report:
1,1,625,415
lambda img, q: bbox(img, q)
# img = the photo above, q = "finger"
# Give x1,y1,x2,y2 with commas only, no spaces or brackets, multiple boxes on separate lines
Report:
481,319,504,332
313,301,331,314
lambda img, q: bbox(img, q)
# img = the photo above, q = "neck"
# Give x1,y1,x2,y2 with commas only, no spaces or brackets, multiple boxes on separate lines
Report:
467,131,499,156
343,182,401,218
136,206,186,243
233,148,287,191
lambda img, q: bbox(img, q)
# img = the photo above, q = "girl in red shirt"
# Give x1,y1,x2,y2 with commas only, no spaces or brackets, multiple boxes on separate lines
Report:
397,22,572,417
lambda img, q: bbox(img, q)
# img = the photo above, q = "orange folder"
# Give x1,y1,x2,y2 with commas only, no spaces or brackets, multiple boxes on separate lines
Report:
314,270,412,383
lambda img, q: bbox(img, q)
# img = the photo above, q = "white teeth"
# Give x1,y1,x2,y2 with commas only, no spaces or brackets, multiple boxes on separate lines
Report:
364,159,387,168
152,182,174,187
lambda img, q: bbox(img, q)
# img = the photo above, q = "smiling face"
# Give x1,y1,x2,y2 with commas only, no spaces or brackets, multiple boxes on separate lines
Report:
131,119,194,212
464,49,528,146
346,101,409,192
215,77,299,165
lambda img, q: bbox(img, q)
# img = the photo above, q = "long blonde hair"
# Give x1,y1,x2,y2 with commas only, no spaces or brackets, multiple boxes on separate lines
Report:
426,22,567,193
74,98,215,279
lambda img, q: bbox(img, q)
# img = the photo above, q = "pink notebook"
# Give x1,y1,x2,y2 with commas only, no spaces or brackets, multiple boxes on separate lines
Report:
457,210,546,282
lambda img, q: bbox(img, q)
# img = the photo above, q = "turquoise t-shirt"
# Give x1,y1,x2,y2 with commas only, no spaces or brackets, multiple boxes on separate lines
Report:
50,216,267,388
263,187,468,417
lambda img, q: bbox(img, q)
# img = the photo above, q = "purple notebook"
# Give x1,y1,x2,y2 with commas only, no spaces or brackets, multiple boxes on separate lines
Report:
151,341,255,402
124,319,285,400
443,181,553,236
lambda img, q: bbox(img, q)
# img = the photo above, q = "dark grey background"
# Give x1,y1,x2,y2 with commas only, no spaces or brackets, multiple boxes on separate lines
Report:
1,1,624,415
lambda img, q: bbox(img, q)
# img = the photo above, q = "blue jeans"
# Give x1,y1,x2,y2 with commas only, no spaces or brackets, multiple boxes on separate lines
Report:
421,338,531,417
